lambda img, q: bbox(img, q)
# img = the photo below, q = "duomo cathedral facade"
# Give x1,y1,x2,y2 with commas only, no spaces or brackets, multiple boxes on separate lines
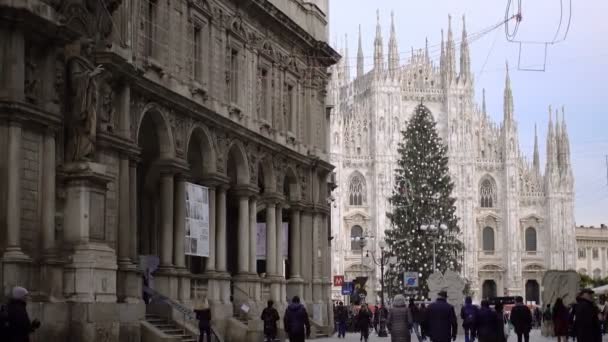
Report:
328,13,576,303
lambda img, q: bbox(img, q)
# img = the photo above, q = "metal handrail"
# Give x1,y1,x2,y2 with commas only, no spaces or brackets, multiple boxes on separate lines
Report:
144,286,223,342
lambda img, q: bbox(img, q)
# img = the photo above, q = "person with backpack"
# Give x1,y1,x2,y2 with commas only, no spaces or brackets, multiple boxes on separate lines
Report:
510,296,532,342
284,296,310,342
5,286,40,342
261,300,280,342
460,296,479,342
542,303,554,337
336,301,348,338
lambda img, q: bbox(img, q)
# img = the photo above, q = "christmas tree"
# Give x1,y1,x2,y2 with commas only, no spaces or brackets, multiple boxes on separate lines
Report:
385,103,464,299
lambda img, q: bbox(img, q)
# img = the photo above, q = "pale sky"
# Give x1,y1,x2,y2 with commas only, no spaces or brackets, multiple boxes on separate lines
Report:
329,0,608,226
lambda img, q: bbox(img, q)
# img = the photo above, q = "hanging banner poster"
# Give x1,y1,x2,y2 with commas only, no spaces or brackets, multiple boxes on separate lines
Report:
185,183,209,257
257,223,267,259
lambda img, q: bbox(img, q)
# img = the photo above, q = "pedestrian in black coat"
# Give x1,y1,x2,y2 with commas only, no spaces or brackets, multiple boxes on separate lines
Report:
5,287,40,342
194,299,212,342
423,291,457,342
261,300,280,342
357,304,372,342
284,296,310,342
510,296,532,342
475,300,501,342
574,289,602,342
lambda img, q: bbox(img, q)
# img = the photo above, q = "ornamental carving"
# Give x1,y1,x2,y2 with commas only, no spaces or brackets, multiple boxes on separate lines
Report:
24,45,39,104
168,112,186,155
298,167,308,201
58,0,122,48
213,131,228,173
99,81,115,133
246,143,260,185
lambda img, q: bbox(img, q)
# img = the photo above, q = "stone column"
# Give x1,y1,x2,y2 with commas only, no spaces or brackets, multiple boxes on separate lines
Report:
129,161,138,261
0,28,24,100
301,210,313,303
41,130,56,253
206,186,216,272
249,196,257,273
265,201,277,276
290,209,301,279
160,173,175,267
276,203,284,277
173,177,186,269
237,194,250,274
118,156,131,265
216,186,227,272
3,122,26,259
312,211,323,303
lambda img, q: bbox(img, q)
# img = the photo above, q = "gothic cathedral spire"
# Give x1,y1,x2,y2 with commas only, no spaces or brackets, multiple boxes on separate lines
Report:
374,9,384,72
459,15,471,84
504,61,514,123
343,34,350,82
481,88,487,116
446,15,456,83
357,24,364,78
388,11,399,76
533,124,540,174
560,106,573,178
440,29,446,86
545,105,558,177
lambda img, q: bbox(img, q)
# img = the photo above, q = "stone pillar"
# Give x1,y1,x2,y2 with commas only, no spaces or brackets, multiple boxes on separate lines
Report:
237,194,250,274
160,173,175,267
0,28,24,100
3,122,26,259
276,203,284,277
41,130,56,252
118,156,131,265
216,186,227,272
206,186,216,272
265,201,277,276
301,210,313,303
129,161,138,261
290,209,302,279
249,197,257,273
312,212,323,303
173,177,186,269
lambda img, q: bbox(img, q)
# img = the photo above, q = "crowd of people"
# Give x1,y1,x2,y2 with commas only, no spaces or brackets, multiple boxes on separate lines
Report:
332,287,608,342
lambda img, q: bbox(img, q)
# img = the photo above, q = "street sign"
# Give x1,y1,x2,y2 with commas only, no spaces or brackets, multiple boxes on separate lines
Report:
334,275,345,287
341,282,354,295
404,272,419,287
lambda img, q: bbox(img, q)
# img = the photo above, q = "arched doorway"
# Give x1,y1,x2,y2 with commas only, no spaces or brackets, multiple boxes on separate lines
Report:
136,108,173,263
184,126,215,275
482,280,497,299
525,279,540,304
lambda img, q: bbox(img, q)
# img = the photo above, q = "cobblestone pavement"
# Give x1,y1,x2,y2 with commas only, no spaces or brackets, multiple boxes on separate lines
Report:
314,329,608,341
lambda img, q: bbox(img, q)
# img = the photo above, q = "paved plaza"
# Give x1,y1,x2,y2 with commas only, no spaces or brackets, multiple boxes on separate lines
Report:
315,329,608,342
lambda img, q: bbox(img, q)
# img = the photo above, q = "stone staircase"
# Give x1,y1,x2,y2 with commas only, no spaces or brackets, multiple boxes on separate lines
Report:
145,314,198,342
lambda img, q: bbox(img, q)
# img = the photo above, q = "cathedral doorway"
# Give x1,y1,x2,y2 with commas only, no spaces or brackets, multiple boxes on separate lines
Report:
525,279,540,304
482,280,497,299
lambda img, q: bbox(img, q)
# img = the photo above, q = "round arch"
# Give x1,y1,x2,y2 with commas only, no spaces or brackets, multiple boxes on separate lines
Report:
136,103,175,159
185,124,217,177
225,141,250,185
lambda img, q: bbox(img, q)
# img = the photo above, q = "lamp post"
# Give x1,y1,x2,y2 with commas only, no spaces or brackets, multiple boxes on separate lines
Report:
420,222,448,272
351,233,373,303
366,240,396,337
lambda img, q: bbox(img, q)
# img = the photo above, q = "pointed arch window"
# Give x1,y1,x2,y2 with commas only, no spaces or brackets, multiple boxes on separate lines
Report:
482,226,495,253
525,227,537,252
480,178,497,208
348,172,366,206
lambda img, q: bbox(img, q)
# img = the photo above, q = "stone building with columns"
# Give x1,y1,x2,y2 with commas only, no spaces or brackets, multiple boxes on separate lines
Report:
576,225,608,279
0,0,337,341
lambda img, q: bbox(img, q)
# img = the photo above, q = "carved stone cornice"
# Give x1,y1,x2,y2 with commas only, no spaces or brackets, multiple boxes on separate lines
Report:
96,131,140,158
155,158,189,175
0,101,62,129
200,172,230,188
230,184,259,198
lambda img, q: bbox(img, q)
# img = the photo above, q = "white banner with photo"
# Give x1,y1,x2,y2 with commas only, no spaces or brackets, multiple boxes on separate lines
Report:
256,222,289,259
185,183,209,257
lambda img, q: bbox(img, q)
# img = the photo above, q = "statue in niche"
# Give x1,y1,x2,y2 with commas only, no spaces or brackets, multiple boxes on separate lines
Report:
66,40,104,162
99,82,115,133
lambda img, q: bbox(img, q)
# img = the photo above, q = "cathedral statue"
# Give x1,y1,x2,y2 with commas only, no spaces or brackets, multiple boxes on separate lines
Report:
66,40,104,162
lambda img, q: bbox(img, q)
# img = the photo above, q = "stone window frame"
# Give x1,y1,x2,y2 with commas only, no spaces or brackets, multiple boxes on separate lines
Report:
350,225,364,253
524,227,537,252
479,176,497,208
482,226,495,253
284,73,299,138
347,171,366,207
226,26,247,108
593,247,599,260
578,248,586,259
187,9,210,88
257,58,273,126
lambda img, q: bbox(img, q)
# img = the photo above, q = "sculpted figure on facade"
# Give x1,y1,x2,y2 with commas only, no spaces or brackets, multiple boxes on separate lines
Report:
66,40,104,162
